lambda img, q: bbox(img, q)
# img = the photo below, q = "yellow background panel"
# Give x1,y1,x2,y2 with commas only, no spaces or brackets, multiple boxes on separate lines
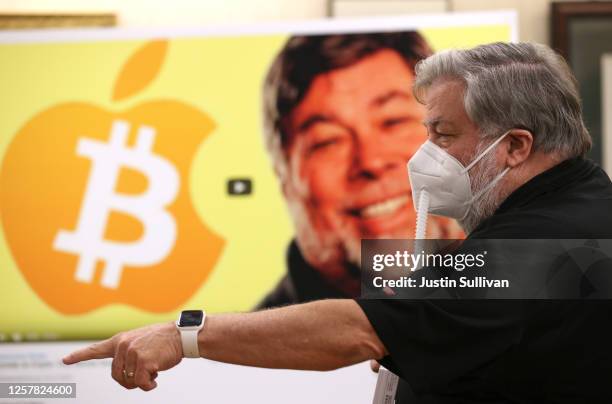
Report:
0,24,511,340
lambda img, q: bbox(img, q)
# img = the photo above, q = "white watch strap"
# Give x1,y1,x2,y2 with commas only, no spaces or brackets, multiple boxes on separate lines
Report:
180,328,200,358
177,311,206,358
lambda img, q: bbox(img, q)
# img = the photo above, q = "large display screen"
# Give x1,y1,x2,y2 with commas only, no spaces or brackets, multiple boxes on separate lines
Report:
0,11,517,341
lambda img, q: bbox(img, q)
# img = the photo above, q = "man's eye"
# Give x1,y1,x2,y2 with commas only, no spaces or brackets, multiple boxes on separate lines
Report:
381,117,412,130
435,133,454,146
308,138,341,154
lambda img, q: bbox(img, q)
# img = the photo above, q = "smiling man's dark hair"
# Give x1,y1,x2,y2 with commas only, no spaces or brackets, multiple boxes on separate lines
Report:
262,32,432,176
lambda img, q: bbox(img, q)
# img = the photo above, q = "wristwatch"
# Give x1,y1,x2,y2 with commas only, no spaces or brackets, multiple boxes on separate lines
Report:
175,310,206,358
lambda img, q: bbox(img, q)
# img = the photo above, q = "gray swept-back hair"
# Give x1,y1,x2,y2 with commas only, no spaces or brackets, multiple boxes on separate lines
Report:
413,42,591,158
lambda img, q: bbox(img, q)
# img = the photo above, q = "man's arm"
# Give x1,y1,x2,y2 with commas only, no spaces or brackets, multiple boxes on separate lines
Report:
62,299,387,391
200,299,387,370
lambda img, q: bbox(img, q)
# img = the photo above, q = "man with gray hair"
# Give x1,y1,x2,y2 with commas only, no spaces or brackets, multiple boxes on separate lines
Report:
63,42,612,403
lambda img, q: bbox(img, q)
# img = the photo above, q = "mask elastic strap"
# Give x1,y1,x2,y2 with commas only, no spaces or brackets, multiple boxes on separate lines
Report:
463,131,510,173
470,166,510,204
414,190,429,257
458,166,511,222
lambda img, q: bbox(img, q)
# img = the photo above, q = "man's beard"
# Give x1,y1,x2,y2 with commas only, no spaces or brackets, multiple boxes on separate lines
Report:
459,139,510,234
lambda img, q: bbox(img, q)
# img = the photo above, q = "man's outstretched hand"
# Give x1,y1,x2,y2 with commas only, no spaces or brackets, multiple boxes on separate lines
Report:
61,301,386,392
62,322,183,391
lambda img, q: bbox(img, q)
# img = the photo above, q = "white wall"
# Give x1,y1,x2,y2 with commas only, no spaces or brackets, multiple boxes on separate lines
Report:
0,0,604,44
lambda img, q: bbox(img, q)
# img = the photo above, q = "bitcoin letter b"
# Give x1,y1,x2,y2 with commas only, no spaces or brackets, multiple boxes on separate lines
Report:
54,120,180,289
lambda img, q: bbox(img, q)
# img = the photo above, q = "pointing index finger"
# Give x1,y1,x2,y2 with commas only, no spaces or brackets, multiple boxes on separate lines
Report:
63,339,114,365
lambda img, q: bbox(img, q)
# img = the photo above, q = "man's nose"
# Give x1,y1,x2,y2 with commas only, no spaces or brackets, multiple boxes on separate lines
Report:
349,138,397,180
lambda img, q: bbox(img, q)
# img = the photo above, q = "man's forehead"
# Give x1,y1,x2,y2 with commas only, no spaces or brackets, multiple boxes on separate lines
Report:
423,77,465,106
288,49,419,129
422,79,466,117
305,49,415,100
420,77,480,135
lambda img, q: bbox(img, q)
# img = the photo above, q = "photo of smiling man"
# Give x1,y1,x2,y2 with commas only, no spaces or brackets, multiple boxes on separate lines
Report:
258,32,463,308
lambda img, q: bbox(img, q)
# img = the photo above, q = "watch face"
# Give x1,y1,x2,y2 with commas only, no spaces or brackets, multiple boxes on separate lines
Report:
179,310,203,327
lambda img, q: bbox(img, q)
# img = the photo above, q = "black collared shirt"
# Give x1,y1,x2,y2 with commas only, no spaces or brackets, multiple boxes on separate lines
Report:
357,157,612,403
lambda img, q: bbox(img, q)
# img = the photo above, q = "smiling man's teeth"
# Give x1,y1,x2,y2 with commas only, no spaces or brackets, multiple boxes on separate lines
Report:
359,195,410,218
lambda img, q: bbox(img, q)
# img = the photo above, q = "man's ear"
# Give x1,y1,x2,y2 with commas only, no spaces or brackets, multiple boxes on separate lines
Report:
274,161,291,198
280,175,290,198
504,129,533,168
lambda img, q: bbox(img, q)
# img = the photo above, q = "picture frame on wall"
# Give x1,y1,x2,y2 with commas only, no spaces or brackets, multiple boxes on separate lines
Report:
551,1,612,166
0,13,116,30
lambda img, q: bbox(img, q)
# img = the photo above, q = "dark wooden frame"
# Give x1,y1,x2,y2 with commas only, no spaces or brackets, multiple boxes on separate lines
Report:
551,1,612,165
551,1,612,62
0,13,116,30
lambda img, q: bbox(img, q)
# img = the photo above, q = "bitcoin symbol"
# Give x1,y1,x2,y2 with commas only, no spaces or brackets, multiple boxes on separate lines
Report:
53,120,180,289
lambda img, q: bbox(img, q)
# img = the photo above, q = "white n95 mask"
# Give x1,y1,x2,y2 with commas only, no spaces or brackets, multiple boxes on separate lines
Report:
407,132,510,224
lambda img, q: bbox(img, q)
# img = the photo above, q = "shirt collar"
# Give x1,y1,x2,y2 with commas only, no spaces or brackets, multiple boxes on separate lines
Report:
494,156,597,215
